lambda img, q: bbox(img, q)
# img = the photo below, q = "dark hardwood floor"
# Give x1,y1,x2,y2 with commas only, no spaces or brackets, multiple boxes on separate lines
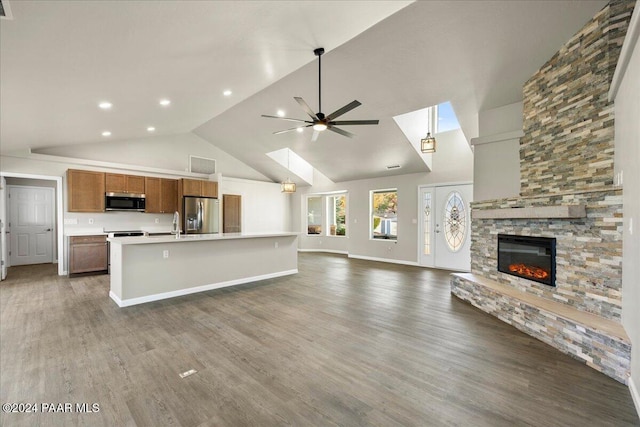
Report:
1,253,638,426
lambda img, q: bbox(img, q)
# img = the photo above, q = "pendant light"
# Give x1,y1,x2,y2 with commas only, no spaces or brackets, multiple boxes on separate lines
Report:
281,149,296,193
421,107,437,153
421,132,436,153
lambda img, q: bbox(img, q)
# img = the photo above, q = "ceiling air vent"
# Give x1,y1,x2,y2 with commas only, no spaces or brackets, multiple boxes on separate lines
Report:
189,155,216,175
386,164,401,170
0,0,13,20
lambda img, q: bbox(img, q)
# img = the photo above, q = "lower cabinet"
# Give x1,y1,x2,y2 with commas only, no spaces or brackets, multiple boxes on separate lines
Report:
69,235,108,275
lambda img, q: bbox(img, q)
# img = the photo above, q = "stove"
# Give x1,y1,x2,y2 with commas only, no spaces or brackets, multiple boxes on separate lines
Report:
106,230,144,238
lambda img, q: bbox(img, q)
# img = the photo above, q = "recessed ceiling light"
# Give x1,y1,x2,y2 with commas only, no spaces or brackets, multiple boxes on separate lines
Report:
223,90,232,97
147,126,156,132
296,127,304,133
159,99,171,106
98,101,112,110
102,131,112,137
277,110,285,117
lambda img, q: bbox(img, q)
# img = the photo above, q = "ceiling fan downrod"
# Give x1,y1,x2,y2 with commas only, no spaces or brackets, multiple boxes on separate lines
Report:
314,47,325,117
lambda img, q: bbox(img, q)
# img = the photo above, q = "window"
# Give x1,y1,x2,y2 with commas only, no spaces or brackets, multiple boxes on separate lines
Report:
306,193,348,236
307,196,322,235
443,191,466,252
327,194,347,236
423,191,432,255
371,189,397,240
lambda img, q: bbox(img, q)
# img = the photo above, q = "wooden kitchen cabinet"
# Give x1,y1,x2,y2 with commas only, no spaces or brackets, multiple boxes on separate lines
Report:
69,235,108,275
180,178,218,198
106,173,145,194
181,178,202,196
223,194,242,233
161,179,178,213
201,181,218,198
145,177,178,213
67,169,105,212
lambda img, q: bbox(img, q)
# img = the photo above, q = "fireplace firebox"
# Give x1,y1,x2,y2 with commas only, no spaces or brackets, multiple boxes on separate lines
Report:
497,234,556,287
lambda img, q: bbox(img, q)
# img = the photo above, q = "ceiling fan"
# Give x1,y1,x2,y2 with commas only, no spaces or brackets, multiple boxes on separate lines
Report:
262,47,379,142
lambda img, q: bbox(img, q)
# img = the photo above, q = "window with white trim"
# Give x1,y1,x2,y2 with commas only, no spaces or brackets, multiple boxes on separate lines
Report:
371,189,397,240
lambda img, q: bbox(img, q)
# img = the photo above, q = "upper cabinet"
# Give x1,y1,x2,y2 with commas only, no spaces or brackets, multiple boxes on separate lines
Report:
67,169,105,212
180,178,218,198
106,173,145,194
145,177,178,214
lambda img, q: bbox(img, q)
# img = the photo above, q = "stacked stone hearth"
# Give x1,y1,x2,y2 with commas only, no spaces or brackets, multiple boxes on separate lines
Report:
451,0,635,384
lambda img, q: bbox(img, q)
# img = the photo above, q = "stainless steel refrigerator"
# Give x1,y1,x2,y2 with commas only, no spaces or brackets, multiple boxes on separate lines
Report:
183,196,220,234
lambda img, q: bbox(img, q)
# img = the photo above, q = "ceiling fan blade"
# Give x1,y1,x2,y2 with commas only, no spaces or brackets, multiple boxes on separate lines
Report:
261,114,311,124
328,126,354,138
311,130,320,142
294,97,319,120
273,124,312,135
331,120,379,126
326,100,362,121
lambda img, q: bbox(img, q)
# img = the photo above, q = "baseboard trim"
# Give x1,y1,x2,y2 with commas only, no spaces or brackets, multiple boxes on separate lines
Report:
109,269,298,308
630,376,640,419
298,249,348,255
348,254,419,267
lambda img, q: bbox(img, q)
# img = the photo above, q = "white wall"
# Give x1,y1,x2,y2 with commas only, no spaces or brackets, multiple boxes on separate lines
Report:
613,11,640,410
33,132,271,182
219,177,291,233
294,128,474,263
472,102,522,201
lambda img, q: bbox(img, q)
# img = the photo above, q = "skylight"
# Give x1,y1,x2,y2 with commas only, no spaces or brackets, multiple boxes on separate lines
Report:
392,100,461,171
436,101,460,133
266,148,314,185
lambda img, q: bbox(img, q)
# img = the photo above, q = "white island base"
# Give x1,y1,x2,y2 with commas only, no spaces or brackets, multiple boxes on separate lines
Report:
108,232,298,307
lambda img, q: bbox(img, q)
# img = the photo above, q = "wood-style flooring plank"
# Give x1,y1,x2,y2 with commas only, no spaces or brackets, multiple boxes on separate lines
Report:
1,254,638,426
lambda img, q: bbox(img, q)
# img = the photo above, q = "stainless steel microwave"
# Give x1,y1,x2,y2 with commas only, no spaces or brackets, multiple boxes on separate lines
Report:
105,192,146,212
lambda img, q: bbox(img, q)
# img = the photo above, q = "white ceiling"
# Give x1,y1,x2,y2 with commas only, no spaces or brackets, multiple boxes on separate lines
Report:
0,0,607,184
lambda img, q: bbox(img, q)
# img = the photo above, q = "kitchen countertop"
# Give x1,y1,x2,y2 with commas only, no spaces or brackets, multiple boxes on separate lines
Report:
108,231,299,245
64,229,108,237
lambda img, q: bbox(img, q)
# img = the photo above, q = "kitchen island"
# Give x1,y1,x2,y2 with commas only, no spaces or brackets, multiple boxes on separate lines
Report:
108,232,298,307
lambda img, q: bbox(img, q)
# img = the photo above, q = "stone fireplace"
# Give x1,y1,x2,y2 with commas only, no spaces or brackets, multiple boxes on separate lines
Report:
450,0,634,384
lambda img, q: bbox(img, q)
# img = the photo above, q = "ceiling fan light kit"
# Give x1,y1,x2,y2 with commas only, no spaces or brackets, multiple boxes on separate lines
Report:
262,47,379,141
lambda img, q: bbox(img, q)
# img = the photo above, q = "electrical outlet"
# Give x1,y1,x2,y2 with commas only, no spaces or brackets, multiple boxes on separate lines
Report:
274,241,279,248
88,218,94,225
155,218,159,224
163,250,169,259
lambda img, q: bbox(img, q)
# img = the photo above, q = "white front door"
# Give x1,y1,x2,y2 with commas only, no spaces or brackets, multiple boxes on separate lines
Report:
434,184,472,271
8,186,55,266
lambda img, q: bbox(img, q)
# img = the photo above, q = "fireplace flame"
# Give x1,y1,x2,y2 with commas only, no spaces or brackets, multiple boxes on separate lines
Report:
508,263,549,280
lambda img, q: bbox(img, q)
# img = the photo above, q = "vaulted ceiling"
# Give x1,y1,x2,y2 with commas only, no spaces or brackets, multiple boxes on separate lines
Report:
0,0,607,183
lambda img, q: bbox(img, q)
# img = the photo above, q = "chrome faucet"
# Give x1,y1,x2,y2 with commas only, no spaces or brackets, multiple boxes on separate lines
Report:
172,211,181,239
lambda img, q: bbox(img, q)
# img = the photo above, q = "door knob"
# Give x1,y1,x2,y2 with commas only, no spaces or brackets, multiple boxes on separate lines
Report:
45,228,52,232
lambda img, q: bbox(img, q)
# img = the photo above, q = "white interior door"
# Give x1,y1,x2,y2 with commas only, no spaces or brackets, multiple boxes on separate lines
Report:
0,177,6,279
419,187,435,267
434,184,472,271
8,186,54,266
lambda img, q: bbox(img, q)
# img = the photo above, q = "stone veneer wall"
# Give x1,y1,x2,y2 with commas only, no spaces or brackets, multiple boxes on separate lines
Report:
471,188,623,321
519,0,634,197
452,1,635,383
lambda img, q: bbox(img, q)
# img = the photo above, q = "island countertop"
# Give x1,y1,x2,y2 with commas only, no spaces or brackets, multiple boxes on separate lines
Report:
108,231,299,245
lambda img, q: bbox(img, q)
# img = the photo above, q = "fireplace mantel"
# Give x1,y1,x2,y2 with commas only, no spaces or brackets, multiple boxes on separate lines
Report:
472,204,586,219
